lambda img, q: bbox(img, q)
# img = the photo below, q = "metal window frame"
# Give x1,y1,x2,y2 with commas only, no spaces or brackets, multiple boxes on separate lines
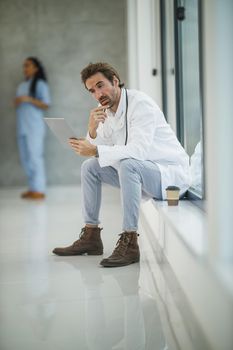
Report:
173,0,205,208
160,0,168,120
174,0,185,144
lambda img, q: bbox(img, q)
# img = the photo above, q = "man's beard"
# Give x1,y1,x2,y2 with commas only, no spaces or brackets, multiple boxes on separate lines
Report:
99,88,117,108
99,95,112,107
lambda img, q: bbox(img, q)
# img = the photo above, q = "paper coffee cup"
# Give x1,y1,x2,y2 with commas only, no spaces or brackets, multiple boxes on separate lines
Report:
166,186,180,206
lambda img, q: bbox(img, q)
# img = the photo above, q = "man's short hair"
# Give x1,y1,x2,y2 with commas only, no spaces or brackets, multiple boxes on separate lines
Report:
81,62,124,88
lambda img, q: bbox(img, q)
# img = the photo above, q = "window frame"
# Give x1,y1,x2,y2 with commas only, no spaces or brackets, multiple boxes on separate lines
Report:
173,0,205,205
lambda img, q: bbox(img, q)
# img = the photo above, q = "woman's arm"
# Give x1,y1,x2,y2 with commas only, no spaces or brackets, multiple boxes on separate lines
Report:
14,96,49,110
27,96,49,109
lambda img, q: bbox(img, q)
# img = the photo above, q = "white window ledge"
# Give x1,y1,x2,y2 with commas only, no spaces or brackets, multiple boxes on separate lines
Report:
144,199,233,296
151,200,208,257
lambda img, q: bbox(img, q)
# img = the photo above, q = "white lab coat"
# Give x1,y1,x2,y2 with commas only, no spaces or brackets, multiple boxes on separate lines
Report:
87,88,190,199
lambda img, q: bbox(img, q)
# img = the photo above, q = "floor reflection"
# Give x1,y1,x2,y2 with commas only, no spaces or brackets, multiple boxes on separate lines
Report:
55,256,167,350
0,188,170,350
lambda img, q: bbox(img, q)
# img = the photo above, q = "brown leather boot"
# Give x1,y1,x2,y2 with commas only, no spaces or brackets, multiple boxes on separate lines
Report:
21,190,32,198
100,231,140,267
21,191,45,200
53,227,103,256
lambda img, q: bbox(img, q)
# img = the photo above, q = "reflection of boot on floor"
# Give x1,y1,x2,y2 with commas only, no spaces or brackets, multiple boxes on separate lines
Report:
53,227,103,256
103,265,140,296
100,231,140,267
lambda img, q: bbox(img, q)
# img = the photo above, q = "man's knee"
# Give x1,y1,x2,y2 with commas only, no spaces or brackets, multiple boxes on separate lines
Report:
81,158,100,176
119,158,139,175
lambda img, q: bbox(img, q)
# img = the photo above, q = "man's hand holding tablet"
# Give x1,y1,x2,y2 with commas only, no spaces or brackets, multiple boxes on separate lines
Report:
68,138,97,157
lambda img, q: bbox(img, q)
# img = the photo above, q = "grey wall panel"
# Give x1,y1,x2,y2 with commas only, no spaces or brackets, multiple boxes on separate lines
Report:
0,0,127,186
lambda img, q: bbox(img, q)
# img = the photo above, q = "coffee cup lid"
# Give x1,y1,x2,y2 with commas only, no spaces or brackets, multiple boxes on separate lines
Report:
166,186,180,191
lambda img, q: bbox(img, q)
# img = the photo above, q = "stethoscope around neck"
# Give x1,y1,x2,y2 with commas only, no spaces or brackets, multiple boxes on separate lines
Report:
124,88,128,145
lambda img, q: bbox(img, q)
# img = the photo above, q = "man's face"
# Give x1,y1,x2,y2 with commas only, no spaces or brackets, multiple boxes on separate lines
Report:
85,72,120,109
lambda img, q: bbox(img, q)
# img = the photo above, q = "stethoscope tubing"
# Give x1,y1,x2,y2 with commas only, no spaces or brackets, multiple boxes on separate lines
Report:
125,88,128,145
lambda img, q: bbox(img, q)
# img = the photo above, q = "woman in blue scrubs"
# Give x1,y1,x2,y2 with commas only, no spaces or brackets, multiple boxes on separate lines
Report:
14,57,51,199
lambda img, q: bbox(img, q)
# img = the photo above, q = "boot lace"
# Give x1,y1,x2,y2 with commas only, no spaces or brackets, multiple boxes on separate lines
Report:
72,227,86,246
112,232,131,257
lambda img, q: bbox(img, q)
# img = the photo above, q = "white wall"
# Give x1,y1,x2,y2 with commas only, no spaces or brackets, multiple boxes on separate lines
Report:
127,0,162,108
203,0,233,263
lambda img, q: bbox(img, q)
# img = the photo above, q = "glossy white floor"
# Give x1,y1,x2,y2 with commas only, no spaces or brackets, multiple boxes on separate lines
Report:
0,186,181,350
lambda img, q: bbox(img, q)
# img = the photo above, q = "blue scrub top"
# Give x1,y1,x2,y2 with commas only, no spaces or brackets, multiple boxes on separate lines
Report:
16,79,51,136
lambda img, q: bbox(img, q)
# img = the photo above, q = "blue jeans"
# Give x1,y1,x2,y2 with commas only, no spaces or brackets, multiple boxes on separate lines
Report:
81,158,162,231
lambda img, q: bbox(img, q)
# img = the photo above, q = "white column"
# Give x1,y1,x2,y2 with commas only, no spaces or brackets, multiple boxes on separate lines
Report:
127,0,139,89
203,0,233,263
127,0,162,107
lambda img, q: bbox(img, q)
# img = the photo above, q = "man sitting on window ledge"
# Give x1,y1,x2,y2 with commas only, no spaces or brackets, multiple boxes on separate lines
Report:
52,62,190,267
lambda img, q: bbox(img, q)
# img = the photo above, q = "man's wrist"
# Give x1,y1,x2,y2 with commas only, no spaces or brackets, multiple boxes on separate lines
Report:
89,129,97,139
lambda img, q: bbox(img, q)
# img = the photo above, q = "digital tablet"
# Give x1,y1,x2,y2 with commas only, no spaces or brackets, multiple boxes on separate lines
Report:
44,118,79,146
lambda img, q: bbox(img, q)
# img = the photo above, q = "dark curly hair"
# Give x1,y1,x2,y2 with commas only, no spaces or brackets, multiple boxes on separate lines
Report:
81,62,124,89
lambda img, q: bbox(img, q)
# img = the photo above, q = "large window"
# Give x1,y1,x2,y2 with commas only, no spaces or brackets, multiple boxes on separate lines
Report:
161,0,204,200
